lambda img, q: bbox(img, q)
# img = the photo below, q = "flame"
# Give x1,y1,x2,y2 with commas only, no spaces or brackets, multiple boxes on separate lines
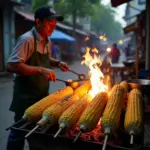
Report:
82,47,108,98
85,36,90,41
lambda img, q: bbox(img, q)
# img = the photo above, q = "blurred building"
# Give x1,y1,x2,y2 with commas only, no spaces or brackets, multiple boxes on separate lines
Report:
123,0,146,52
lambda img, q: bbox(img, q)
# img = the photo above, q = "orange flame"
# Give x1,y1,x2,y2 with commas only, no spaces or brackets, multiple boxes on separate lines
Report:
82,47,108,98
85,37,90,41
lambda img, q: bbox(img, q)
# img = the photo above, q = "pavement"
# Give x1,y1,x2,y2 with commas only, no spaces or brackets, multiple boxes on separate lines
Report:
0,54,150,150
0,60,89,150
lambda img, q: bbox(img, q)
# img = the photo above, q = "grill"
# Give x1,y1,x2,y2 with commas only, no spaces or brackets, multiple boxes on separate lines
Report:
10,111,144,150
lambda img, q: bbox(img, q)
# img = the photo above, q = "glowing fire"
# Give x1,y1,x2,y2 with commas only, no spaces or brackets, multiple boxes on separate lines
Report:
82,47,108,98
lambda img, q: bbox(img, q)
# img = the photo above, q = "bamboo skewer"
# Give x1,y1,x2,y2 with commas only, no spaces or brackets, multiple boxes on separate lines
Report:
6,119,24,131
73,131,82,143
102,134,108,150
25,125,40,138
54,127,63,138
130,134,134,145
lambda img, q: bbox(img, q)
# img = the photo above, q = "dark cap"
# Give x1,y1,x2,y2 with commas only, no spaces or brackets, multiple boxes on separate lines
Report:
34,6,64,21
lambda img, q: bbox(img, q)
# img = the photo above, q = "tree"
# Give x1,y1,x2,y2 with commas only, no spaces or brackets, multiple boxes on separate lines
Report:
53,0,99,37
31,0,49,11
91,5,123,41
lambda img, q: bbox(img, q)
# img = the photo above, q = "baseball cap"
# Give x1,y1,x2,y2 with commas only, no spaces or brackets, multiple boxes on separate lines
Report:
34,6,64,21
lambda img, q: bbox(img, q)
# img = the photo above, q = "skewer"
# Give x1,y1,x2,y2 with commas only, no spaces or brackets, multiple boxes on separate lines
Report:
102,134,108,150
130,134,134,145
25,125,40,139
54,127,63,138
73,131,82,143
6,119,24,131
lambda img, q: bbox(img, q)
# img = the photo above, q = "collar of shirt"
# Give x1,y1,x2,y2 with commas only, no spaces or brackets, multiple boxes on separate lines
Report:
32,27,50,44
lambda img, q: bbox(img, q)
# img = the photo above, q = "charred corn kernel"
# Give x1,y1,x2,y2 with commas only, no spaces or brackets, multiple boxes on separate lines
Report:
23,86,73,122
59,94,92,129
120,81,128,99
108,84,119,97
73,80,91,98
124,89,142,133
37,95,79,127
101,85,125,131
78,92,108,132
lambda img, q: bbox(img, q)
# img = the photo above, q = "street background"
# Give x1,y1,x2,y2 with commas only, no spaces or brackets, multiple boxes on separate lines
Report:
0,52,150,150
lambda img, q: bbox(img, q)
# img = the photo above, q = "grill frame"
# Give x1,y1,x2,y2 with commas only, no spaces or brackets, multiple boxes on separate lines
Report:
11,120,144,150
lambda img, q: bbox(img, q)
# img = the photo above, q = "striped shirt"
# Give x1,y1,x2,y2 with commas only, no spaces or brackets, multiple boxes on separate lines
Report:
8,27,52,63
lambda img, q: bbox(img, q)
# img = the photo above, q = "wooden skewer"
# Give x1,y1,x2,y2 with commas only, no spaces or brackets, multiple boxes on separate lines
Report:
130,134,134,145
25,125,40,139
73,131,82,143
54,127,63,138
102,135,108,150
6,119,24,131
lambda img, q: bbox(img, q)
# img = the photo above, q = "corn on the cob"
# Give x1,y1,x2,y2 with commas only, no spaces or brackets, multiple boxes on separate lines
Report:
37,95,79,127
108,84,119,97
120,81,128,99
101,85,125,134
22,86,73,122
78,92,108,132
124,89,143,135
73,80,91,98
37,81,91,127
59,94,92,129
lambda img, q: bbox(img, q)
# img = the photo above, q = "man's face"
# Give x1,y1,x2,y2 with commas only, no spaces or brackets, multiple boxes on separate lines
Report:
37,18,57,37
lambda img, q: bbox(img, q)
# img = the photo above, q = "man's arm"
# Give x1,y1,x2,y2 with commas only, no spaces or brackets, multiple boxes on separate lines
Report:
7,62,41,76
7,62,56,81
49,56,60,67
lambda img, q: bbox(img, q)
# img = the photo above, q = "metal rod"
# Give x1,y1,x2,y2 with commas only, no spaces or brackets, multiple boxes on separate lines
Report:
6,119,24,131
54,127,63,138
25,125,39,139
130,134,134,145
102,135,108,150
56,78,66,83
20,122,31,129
73,131,82,143
68,69,79,75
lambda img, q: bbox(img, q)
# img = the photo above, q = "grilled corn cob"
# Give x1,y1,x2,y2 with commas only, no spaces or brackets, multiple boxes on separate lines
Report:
101,85,125,134
78,92,108,132
101,85,125,150
124,89,143,144
36,81,91,127
120,81,128,99
59,94,92,129
22,86,73,122
37,94,79,127
73,80,91,97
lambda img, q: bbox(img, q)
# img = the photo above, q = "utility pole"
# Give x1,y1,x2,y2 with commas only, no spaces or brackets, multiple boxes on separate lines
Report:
145,0,150,69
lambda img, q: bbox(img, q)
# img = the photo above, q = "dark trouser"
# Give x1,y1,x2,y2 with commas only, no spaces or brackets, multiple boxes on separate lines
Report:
112,56,119,63
7,112,25,150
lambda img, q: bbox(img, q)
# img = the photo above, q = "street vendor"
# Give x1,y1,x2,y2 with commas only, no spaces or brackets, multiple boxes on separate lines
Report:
6,6,68,150
111,43,120,63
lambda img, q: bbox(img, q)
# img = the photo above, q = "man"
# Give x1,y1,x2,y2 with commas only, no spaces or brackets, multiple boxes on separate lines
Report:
111,43,120,63
6,6,69,150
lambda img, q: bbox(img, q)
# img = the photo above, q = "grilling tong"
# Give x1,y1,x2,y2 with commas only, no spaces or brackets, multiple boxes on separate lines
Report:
56,68,87,88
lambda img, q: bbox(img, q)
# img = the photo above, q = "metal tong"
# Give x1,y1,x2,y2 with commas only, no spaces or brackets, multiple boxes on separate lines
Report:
67,68,86,80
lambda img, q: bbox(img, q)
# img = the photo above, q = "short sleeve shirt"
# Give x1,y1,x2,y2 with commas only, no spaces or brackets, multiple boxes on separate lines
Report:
8,27,52,63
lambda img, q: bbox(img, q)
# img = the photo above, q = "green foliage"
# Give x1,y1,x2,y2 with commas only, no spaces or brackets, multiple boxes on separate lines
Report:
53,0,97,19
31,0,49,11
91,5,123,41
31,0,123,41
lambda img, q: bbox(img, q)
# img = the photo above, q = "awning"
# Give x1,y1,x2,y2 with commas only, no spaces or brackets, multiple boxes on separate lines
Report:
49,29,76,42
111,0,131,7
14,7,88,36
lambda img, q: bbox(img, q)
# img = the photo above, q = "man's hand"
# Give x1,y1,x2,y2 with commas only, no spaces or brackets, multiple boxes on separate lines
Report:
39,67,56,82
58,61,68,72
